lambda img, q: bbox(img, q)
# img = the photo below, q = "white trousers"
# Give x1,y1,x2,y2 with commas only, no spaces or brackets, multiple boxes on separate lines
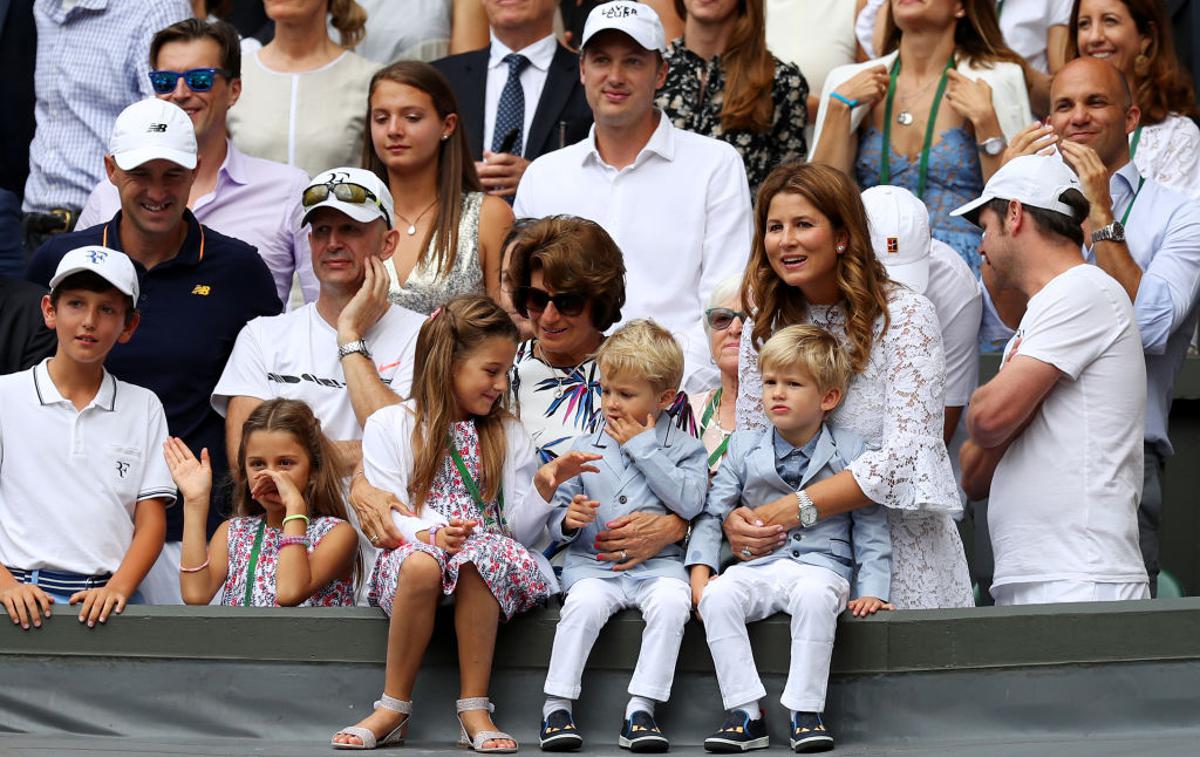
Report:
698,560,849,713
992,579,1149,606
545,574,691,701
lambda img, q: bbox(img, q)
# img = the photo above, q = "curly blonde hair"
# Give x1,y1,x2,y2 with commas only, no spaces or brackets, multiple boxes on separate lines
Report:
740,163,890,374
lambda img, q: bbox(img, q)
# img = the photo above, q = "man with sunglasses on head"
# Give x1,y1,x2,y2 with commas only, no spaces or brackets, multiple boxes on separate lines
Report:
20,0,191,258
25,97,281,604
75,18,315,308
212,167,426,604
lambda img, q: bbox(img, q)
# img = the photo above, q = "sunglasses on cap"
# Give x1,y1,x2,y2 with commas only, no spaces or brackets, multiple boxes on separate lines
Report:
515,286,588,317
705,307,747,331
147,67,233,95
301,180,392,227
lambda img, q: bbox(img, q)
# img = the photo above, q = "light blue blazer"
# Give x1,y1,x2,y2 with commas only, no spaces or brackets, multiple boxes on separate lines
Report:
686,424,892,601
548,412,709,591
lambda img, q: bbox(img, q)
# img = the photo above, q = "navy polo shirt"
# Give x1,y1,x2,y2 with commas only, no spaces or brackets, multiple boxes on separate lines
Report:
26,211,283,540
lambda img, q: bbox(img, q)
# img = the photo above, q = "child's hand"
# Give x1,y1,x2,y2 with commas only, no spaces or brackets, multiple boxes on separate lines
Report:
437,518,478,555
604,413,654,446
563,494,599,532
163,437,211,504
846,596,893,617
689,568,712,619
535,451,601,500
1,583,54,630
69,586,129,628
251,470,307,513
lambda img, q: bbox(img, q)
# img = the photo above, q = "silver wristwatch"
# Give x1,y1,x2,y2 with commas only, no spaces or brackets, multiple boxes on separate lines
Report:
337,339,371,361
795,489,819,528
977,136,1007,157
1091,220,1126,244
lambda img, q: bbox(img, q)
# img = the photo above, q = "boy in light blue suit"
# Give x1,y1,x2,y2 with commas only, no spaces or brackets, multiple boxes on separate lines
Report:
688,325,891,754
540,320,708,753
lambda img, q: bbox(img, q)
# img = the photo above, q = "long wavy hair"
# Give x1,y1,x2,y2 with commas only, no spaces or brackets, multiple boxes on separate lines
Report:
362,61,483,276
882,0,1026,68
674,0,776,133
1066,0,1199,124
740,163,890,374
408,295,519,514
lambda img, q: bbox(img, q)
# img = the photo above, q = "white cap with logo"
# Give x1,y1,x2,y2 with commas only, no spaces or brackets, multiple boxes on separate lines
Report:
950,154,1083,227
49,246,140,303
862,185,932,294
109,98,198,171
580,1,667,53
301,167,395,229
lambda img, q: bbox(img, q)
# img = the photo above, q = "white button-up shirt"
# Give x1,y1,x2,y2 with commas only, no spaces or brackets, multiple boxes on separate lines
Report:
484,33,558,155
514,114,753,391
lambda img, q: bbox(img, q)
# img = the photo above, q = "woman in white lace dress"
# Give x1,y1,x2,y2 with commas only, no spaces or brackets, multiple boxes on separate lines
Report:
726,163,974,610
1070,0,1200,199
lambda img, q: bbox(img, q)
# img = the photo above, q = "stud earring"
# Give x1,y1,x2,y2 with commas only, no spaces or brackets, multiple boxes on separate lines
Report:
837,244,847,253
441,133,450,141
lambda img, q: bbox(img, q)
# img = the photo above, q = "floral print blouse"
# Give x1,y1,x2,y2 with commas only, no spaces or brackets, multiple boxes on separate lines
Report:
656,38,809,193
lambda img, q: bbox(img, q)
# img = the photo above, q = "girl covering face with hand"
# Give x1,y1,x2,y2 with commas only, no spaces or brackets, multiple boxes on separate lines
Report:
164,399,360,608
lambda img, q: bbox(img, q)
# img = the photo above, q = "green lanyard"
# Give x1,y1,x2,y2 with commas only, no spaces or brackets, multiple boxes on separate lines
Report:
446,435,507,532
1129,124,1144,159
996,0,1005,17
242,518,267,607
1121,175,1145,226
880,55,956,200
699,389,730,468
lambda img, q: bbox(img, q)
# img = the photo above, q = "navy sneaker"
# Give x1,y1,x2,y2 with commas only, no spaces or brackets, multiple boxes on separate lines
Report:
789,712,834,753
540,709,583,751
703,710,769,753
618,710,670,752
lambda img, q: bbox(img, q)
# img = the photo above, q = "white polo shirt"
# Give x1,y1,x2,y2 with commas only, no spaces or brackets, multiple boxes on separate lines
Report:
0,360,176,576
998,0,1073,74
211,302,426,441
514,114,754,392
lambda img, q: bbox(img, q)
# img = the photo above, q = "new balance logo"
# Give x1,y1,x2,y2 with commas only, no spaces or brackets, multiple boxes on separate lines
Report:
147,123,168,133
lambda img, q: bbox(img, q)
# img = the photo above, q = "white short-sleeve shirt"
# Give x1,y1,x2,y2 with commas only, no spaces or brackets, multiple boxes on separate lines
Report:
998,0,1073,74
0,361,176,576
989,265,1148,589
211,302,425,441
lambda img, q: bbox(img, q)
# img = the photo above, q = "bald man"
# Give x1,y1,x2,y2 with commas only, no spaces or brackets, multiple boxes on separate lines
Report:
991,57,1200,595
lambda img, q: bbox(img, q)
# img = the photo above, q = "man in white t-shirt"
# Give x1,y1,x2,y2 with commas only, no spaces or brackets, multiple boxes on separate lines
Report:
956,155,1149,606
514,1,753,392
212,167,425,582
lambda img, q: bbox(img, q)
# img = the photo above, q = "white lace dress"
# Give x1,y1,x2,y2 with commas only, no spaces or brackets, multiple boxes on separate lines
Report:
1134,115,1200,201
736,286,974,609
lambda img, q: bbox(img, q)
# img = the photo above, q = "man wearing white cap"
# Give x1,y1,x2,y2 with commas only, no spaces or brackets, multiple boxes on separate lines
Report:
25,98,281,605
213,167,426,600
956,154,1149,606
1,246,175,630
514,0,752,393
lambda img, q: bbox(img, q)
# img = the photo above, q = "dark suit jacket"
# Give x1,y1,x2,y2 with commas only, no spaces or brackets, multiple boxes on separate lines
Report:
433,43,593,162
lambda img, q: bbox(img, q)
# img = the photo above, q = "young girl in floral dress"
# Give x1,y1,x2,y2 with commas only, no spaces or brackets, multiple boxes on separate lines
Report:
331,295,600,752
163,398,359,607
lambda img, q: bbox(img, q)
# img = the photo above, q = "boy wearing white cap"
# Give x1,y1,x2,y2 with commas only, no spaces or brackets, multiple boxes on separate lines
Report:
0,247,175,630
955,155,1149,605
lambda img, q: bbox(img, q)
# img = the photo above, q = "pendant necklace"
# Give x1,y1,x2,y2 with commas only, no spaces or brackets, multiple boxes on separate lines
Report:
895,67,944,126
395,199,438,236
538,343,589,399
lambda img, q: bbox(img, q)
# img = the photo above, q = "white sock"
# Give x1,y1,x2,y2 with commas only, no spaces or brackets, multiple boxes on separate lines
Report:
543,696,573,719
733,700,762,720
625,696,655,718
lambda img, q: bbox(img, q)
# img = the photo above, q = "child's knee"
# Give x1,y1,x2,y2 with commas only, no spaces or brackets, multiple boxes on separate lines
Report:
644,583,691,626
560,586,615,627
697,577,741,618
787,580,844,617
399,551,443,594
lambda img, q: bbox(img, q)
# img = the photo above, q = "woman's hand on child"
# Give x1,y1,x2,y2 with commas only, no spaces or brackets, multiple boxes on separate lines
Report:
846,596,893,618
70,586,129,628
437,518,478,555
1,583,54,630
604,413,654,446
563,494,600,531
251,469,307,513
163,437,211,504
535,451,601,500
723,507,787,560
349,475,411,549
595,512,687,571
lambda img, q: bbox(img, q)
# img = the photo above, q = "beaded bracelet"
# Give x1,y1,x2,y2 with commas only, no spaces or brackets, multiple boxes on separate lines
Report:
830,91,859,109
180,557,210,573
281,514,310,528
279,535,311,549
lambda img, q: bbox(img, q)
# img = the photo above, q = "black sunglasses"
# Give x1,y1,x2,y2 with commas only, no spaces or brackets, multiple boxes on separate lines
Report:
147,67,233,95
301,180,392,228
705,307,747,331
515,286,588,317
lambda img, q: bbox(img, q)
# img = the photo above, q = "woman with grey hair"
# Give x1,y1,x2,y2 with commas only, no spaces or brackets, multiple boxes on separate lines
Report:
688,276,744,473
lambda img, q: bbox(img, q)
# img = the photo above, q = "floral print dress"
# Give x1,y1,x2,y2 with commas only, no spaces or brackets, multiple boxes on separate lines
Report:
222,515,355,607
369,420,551,620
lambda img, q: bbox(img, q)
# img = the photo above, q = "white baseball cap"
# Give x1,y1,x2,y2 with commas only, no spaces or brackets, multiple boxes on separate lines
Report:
862,185,932,294
950,154,1083,227
580,1,667,53
301,167,395,230
49,246,140,303
109,99,197,171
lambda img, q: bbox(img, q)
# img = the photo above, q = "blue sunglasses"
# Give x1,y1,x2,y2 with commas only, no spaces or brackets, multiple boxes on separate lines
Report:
147,67,232,95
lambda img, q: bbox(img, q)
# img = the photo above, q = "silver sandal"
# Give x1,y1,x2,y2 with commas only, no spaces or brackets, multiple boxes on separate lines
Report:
331,694,412,750
456,697,518,753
